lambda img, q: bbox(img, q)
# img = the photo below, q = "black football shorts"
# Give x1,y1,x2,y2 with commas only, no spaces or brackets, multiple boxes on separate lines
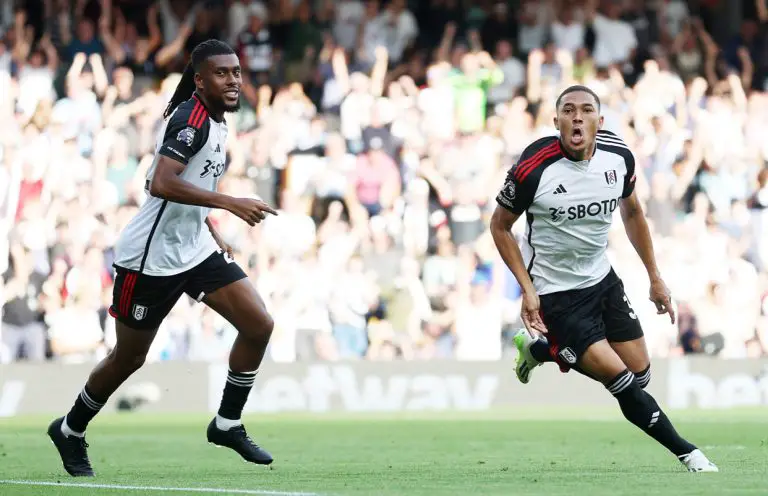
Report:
109,250,247,330
538,268,644,372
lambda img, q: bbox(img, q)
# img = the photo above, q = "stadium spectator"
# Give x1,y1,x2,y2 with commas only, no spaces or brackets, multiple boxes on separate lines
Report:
0,0,767,364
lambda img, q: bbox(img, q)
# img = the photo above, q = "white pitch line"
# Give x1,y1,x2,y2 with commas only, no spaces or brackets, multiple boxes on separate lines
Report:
0,480,320,496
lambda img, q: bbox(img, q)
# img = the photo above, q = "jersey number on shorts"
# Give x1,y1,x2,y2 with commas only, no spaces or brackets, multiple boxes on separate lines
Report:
622,294,638,320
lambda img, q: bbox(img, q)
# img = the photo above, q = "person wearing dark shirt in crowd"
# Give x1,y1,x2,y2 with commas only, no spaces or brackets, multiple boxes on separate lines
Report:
67,18,104,61
2,244,47,362
361,100,401,162
236,3,273,87
481,2,517,59
285,1,323,84
99,2,162,77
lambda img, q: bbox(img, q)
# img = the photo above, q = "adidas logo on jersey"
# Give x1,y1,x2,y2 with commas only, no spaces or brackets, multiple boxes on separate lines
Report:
215,144,221,153
553,184,568,195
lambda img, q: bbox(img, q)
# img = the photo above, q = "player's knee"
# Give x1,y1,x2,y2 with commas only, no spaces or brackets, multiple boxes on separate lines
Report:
240,312,274,344
123,354,147,373
260,314,274,339
635,364,651,389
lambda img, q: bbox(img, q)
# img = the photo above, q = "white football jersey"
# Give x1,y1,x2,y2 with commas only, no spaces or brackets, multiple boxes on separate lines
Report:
114,94,229,276
496,130,637,295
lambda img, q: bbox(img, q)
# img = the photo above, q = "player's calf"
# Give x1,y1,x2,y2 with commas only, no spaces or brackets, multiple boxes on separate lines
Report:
217,366,260,429
49,323,157,476
607,368,717,470
203,279,275,463
48,353,143,477
214,312,273,433
61,340,151,435
578,340,717,471
206,364,274,465
212,331,272,435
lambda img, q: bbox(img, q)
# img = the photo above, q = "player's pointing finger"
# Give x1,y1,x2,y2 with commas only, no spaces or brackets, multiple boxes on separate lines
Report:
259,202,278,215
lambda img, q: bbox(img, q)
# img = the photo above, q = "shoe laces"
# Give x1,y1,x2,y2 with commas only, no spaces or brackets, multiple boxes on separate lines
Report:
69,436,90,459
231,425,258,448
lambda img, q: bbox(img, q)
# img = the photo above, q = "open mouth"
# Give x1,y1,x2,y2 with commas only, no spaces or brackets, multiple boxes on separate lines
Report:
571,128,584,145
224,90,239,99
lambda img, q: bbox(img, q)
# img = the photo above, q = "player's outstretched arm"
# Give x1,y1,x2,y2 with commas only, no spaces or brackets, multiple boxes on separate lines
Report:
151,156,277,225
619,191,675,324
151,155,233,209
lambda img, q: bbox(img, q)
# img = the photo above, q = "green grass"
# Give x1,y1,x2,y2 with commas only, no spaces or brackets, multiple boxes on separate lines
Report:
1,409,767,495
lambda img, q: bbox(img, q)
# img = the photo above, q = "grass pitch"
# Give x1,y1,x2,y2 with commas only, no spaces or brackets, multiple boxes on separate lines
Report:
1,408,767,495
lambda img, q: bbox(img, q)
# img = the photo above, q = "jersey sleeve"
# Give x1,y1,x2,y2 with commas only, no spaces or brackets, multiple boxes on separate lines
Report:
496,167,537,215
621,150,636,198
597,130,636,198
495,138,555,214
157,104,210,165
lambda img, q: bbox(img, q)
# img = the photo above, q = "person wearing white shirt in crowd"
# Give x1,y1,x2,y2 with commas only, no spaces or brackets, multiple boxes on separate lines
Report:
517,0,552,56
16,39,58,121
334,0,366,51
660,0,690,39
453,251,503,362
551,5,585,54
260,190,316,260
589,1,638,68
487,40,526,106
374,0,417,64
46,273,105,364
418,62,455,140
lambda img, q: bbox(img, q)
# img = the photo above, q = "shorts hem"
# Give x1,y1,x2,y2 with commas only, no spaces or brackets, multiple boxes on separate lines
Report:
108,306,162,331
606,329,644,343
188,271,248,301
549,332,606,372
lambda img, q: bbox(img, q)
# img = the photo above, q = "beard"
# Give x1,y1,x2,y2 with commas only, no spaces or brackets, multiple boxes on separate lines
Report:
222,98,241,114
212,90,241,114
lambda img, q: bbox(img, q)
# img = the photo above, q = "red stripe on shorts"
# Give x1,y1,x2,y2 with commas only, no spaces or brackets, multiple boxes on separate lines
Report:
120,273,137,317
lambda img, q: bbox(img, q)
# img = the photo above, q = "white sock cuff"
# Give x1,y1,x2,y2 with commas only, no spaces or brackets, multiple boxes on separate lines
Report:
62,417,85,438
607,369,635,395
215,414,243,431
80,388,105,411
636,367,651,388
226,369,258,388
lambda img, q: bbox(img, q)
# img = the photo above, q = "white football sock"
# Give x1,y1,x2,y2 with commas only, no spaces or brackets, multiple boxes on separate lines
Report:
215,415,242,431
61,417,85,438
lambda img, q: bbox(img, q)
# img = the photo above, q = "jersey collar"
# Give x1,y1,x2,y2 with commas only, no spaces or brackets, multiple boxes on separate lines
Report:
192,92,223,123
558,138,596,167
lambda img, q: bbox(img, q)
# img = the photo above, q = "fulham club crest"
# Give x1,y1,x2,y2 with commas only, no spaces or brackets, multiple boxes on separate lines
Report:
604,170,617,186
133,304,147,321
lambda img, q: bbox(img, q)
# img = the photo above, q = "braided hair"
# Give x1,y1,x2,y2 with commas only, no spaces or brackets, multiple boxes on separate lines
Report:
163,39,236,119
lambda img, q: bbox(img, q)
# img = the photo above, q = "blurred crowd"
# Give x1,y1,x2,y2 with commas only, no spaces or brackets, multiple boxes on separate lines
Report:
1,0,768,365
